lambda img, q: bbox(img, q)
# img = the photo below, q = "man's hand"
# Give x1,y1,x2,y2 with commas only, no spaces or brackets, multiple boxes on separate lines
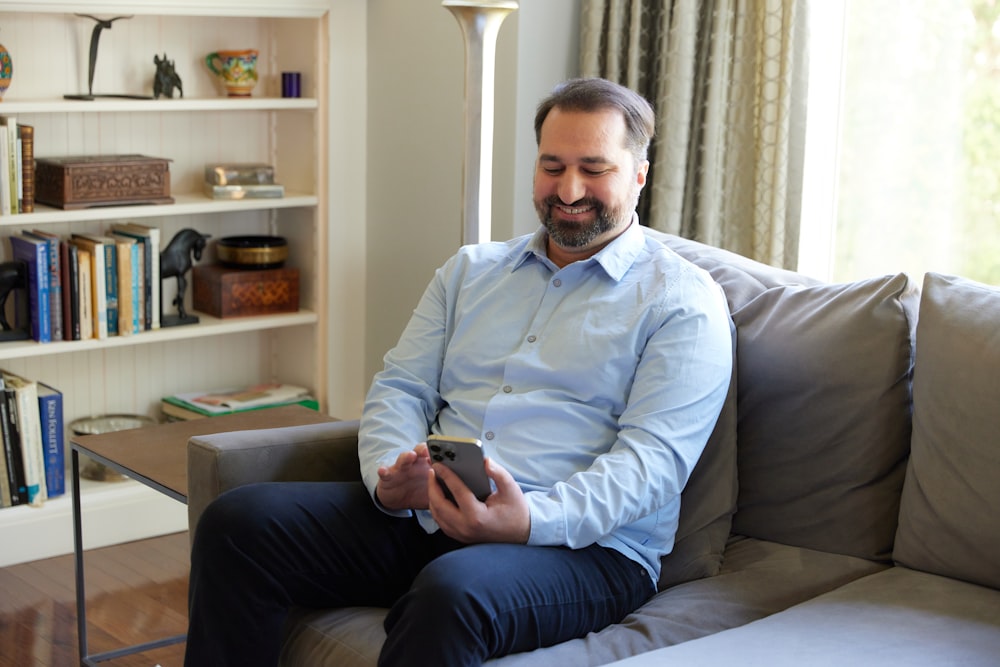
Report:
428,457,530,544
375,444,433,511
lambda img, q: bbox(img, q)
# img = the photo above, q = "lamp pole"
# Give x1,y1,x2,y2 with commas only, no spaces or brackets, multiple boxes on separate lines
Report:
442,0,518,245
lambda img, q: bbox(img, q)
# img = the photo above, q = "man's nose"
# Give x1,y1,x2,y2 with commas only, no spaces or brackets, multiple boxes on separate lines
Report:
557,171,586,204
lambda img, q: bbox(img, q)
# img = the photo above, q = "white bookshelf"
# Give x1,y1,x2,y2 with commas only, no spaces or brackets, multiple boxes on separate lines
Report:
0,0,347,565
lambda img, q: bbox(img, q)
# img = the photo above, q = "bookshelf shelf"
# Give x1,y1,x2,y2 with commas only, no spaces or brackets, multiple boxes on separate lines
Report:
0,0,345,565
0,97,319,115
0,193,320,227
0,310,318,361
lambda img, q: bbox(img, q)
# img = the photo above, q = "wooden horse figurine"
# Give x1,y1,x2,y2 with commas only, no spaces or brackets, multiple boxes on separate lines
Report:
161,228,210,326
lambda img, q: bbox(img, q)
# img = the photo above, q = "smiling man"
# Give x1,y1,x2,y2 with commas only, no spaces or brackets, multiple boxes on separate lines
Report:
184,78,733,667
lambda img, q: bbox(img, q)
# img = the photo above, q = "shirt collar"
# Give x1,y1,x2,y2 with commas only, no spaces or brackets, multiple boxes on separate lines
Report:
512,213,644,281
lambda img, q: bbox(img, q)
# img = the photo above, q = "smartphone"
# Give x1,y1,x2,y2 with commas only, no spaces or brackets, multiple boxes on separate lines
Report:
426,435,492,502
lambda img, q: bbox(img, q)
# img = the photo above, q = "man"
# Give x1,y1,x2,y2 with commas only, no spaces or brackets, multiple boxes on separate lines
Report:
185,77,732,667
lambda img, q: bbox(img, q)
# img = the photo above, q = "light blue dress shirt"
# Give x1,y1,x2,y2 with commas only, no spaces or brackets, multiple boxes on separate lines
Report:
359,221,733,584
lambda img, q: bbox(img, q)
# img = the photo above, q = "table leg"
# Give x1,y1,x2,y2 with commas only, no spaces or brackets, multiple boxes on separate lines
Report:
72,447,89,665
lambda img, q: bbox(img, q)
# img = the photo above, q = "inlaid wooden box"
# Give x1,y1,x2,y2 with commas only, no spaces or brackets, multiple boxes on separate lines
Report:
34,154,174,209
192,264,300,318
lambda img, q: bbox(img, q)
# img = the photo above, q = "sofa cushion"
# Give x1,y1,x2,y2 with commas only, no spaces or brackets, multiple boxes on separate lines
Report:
731,273,918,561
604,566,1000,667
894,273,1000,590
279,537,887,667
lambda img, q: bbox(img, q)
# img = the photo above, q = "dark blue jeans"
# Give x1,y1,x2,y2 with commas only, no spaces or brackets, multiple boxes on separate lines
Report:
184,481,654,667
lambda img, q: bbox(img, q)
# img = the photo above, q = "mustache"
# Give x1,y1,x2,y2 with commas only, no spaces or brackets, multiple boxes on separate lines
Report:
543,195,602,210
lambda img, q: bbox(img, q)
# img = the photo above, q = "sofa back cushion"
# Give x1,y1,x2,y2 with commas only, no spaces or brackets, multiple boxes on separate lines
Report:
731,274,918,561
894,273,1000,590
652,229,919,563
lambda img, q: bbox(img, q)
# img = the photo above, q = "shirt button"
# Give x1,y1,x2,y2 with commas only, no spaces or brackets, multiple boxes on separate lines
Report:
502,385,513,393
485,432,495,441
527,335,537,343
553,278,562,287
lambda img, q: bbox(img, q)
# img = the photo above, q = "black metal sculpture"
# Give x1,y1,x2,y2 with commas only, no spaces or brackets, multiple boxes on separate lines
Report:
153,53,183,99
0,260,29,341
161,229,210,327
65,14,153,100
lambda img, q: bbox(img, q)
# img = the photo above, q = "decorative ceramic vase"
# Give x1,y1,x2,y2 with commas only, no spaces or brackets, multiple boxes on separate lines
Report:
0,40,12,101
205,49,258,97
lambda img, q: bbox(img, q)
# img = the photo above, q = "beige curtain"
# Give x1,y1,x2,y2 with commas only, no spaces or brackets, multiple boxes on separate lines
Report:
581,0,808,268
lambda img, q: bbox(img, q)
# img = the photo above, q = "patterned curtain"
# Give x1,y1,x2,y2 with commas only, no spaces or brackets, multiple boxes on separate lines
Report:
580,0,808,269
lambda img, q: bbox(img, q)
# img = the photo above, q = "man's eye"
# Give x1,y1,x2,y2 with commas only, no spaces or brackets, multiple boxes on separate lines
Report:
583,168,607,176
542,167,564,175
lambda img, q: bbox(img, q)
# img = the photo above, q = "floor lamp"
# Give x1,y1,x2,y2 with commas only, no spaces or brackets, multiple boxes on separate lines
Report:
443,0,518,245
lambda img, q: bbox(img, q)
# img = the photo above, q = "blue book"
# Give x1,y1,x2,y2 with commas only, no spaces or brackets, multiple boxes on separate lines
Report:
27,230,65,342
9,234,51,343
36,382,64,498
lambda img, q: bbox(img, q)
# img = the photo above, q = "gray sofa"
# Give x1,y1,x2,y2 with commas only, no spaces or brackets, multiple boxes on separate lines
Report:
187,228,1000,666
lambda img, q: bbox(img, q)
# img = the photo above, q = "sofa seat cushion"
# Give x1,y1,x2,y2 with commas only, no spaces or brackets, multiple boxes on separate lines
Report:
277,537,886,667
604,566,1000,667
894,273,1000,590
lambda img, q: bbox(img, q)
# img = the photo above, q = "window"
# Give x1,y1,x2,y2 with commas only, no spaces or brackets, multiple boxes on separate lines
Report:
800,0,1000,285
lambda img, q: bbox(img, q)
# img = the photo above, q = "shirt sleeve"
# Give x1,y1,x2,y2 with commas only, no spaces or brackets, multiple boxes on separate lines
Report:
357,262,452,502
523,266,734,549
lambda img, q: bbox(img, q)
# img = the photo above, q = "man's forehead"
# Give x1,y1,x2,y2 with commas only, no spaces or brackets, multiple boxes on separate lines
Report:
537,108,627,159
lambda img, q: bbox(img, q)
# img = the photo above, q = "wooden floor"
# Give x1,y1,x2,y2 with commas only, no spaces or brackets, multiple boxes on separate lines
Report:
0,532,190,667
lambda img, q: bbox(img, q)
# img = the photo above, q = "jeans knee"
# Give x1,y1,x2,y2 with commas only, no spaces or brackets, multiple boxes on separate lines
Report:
192,484,274,561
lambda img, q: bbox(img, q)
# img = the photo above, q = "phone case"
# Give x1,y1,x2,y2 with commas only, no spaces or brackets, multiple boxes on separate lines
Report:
427,436,492,501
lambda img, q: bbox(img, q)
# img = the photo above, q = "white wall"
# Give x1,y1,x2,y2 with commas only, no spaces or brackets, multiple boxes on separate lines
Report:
364,0,580,387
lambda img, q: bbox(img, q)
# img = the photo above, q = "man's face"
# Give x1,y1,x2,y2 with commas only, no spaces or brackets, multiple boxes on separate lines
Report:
533,107,648,259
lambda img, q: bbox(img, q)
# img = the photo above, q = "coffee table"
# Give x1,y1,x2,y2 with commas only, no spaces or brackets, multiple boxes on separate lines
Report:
69,404,335,666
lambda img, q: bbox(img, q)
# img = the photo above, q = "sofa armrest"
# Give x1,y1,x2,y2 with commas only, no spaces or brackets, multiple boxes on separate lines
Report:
187,419,361,536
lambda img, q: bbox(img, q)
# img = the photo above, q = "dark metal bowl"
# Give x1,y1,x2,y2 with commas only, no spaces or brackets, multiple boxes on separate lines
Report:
217,235,288,269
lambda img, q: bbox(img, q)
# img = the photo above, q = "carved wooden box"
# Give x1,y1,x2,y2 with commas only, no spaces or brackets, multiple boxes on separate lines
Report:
192,264,300,318
34,154,174,209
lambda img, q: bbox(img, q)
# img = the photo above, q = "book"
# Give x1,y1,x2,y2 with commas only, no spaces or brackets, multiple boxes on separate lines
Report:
1,371,46,506
0,115,16,215
18,124,33,213
26,230,65,342
161,395,319,421
9,233,51,343
77,247,93,340
110,232,141,334
162,383,312,418
0,377,13,506
112,223,160,330
0,120,9,215
0,377,25,506
69,235,108,339
62,242,81,340
36,382,64,498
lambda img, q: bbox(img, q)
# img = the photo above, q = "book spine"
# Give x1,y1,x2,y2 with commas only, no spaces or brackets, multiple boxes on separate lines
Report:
10,377,46,505
18,124,34,213
10,236,51,343
37,385,64,498
115,241,133,336
0,381,13,507
66,244,81,340
6,119,17,215
43,236,63,341
104,243,118,336
2,386,26,505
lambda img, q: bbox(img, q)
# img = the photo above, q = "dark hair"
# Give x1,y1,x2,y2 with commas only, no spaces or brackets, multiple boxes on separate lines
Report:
534,78,655,162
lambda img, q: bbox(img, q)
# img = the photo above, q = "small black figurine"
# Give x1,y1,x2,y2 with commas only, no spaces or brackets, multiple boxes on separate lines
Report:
153,53,183,99
0,260,30,341
161,228,210,327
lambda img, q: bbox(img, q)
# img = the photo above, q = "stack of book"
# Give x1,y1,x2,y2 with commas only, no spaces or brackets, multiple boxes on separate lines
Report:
161,382,318,421
0,115,35,215
0,370,64,509
7,224,161,343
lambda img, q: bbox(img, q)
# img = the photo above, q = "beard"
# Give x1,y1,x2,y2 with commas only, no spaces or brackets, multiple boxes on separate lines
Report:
535,194,634,249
